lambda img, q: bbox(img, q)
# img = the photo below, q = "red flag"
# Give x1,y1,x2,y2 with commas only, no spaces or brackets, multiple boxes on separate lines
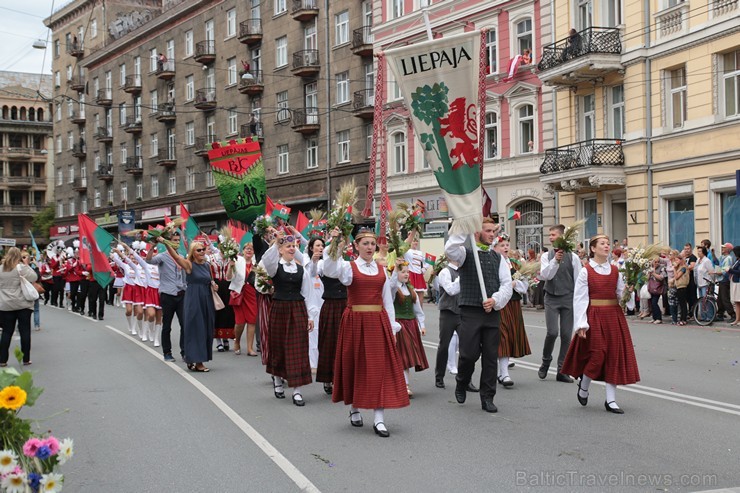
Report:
295,211,309,233
482,188,493,218
504,54,523,81
164,214,171,224
265,195,276,216
424,253,437,265
78,213,115,287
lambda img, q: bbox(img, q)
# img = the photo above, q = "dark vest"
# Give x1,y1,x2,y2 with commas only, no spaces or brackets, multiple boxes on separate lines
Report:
272,263,304,301
438,266,460,315
544,250,575,297
394,286,416,320
459,247,502,325
321,275,347,300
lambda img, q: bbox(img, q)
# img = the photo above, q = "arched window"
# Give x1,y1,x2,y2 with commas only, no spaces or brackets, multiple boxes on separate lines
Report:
516,104,535,154
513,199,543,254
515,19,533,55
28,108,35,121
2,106,8,119
20,107,27,121
11,106,18,120
391,131,407,174
485,112,498,159
37,108,44,121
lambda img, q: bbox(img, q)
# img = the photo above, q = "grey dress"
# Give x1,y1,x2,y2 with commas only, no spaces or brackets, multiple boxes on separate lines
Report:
183,262,215,363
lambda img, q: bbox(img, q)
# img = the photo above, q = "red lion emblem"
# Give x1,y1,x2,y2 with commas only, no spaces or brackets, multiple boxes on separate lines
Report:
438,97,478,170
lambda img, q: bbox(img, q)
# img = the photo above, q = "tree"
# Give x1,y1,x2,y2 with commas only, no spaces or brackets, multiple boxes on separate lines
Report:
31,204,55,240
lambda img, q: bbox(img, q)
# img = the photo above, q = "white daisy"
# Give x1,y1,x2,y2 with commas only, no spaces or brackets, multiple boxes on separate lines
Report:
1,471,27,493
0,449,18,474
40,473,64,493
57,438,74,465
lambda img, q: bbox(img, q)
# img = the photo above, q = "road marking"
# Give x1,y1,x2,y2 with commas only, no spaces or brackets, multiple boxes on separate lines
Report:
422,341,740,417
104,324,321,493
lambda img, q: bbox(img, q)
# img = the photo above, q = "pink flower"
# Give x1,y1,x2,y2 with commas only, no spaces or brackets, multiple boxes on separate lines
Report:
43,437,60,455
22,438,42,457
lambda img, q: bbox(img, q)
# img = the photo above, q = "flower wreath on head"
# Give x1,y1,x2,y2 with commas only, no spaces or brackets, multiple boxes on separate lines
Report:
492,232,511,247
387,259,409,275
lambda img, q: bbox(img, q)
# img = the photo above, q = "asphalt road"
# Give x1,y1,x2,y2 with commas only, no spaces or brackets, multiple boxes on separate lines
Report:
9,301,740,492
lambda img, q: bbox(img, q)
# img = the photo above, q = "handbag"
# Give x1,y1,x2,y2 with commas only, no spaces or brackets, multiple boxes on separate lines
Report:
212,289,225,310
647,275,665,296
17,265,40,301
229,290,243,306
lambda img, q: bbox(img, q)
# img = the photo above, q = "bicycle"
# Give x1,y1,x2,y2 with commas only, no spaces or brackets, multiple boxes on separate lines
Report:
693,276,719,326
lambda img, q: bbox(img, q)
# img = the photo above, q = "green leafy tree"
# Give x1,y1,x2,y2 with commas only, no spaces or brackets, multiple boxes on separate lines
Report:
31,204,55,239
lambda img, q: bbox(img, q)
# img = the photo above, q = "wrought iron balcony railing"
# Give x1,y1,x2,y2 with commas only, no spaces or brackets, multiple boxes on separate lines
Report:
352,26,374,52
540,139,624,175
537,27,621,72
292,50,320,71
195,135,219,155
238,19,262,43
292,107,320,129
240,122,264,140
195,40,216,62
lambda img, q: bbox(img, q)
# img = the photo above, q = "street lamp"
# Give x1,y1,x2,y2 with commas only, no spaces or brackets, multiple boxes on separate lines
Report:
32,40,47,49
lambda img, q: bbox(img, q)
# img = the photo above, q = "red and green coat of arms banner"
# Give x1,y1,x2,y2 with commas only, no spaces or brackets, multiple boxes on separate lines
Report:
385,31,483,235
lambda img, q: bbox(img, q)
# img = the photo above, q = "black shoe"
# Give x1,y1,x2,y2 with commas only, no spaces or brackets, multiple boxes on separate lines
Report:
556,373,574,383
454,382,467,403
577,379,588,406
323,382,333,395
466,382,479,393
508,362,515,368
373,422,390,438
538,361,550,379
292,393,305,407
98,316,104,321
349,411,363,427
272,377,285,399
217,344,225,352
498,376,514,388
223,343,230,352
435,378,445,389
480,398,498,413
604,401,624,414
164,354,176,362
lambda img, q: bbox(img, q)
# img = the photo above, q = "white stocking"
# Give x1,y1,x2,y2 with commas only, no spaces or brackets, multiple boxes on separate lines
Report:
606,383,618,407
498,357,510,378
373,408,385,427
579,375,592,398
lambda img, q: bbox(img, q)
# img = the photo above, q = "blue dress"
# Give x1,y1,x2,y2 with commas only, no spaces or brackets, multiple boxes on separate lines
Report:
183,262,215,363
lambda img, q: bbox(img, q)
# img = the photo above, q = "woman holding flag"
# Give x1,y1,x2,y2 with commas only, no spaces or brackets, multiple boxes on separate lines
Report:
404,233,431,306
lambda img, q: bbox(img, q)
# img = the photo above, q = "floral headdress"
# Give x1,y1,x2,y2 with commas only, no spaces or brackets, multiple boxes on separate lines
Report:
492,232,511,247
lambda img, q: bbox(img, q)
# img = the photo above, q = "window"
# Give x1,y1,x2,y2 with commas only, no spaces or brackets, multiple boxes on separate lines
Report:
722,50,740,118
185,75,194,101
365,123,373,159
119,103,127,126
120,144,127,165
337,130,350,163
336,72,350,104
668,67,687,128
69,200,75,217
605,0,622,27
388,70,403,100
151,175,159,198
56,168,63,185
228,109,238,135
186,122,195,145
276,91,289,121
67,132,74,150
276,36,287,67
515,19,533,55
94,152,100,171
150,133,158,156
168,169,176,194
150,90,158,114
150,48,157,72
135,177,143,199
227,57,237,86
582,197,597,239
186,167,195,191
94,189,101,208
68,164,75,183
577,0,592,31
54,40,60,58
91,19,97,38
306,139,318,169
57,201,64,217
185,30,193,57
392,132,407,174
206,169,215,187
278,144,289,174
93,77,99,96
485,112,498,159
668,197,694,249
54,71,60,87
67,98,73,118
56,105,61,122
390,0,404,19
66,65,72,81
610,85,625,139
205,19,214,41
226,9,236,37
517,104,535,154
119,64,126,86
721,191,740,247
107,186,114,205
486,29,497,74
581,94,595,140
335,11,349,45
55,135,61,153
121,181,128,202
275,0,287,15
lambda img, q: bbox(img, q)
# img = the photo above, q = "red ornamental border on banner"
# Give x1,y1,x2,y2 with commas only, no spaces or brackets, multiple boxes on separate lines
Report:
478,29,487,189
362,53,387,238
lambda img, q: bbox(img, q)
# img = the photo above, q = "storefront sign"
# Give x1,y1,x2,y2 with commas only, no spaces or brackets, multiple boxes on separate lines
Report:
141,206,173,220
0,238,17,247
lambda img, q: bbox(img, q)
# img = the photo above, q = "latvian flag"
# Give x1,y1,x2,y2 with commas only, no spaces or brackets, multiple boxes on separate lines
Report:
504,54,524,81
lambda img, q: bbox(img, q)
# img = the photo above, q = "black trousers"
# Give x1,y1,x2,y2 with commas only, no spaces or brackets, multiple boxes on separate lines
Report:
687,279,698,313
42,283,52,304
69,281,81,310
107,283,116,304
160,292,185,357
87,282,106,318
78,279,90,313
717,282,735,319
457,306,499,400
676,288,688,322
51,276,64,307
0,309,32,364
435,310,461,381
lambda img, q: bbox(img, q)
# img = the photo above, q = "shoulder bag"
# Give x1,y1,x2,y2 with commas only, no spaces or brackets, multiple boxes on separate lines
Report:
17,265,40,301
206,262,225,311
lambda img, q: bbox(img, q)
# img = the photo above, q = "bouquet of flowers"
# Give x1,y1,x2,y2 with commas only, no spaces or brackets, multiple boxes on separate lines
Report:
327,180,357,260
217,227,239,261
551,219,586,253
254,265,273,295
386,208,411,257
252,214,275,238
0,349,74,492
396,202,425,238
618,243,669,307
124,218,184,248
304,209,327,238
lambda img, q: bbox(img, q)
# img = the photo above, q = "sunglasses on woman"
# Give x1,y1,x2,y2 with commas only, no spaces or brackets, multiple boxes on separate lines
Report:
278,235,296,245
195,248,205,253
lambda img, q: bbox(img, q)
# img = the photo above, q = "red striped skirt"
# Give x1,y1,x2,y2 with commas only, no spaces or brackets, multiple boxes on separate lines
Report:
316,298,346,383
258,293,272,366
498,300,531,358
265,299,312,387
561,305,640,385
395,318,429,372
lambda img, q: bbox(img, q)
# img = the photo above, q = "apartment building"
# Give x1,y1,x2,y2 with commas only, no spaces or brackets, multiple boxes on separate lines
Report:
0,72,53,244
44,0,372,232
372,0,556,252
538,0,740,248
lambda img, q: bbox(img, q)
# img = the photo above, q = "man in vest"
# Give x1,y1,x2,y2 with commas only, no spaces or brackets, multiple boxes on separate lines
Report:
445,218,512,413
538,224,582,382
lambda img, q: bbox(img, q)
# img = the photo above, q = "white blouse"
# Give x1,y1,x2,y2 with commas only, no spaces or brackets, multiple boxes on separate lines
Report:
388,273,426,330
261,243,319,320
573,259,626,331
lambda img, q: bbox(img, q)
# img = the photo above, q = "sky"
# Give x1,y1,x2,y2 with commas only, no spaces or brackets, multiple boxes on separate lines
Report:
0,2,60,75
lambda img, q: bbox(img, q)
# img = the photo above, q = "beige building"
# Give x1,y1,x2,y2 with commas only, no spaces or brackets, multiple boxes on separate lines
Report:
44,0,373,231
0,72,53,244
538,0,740,249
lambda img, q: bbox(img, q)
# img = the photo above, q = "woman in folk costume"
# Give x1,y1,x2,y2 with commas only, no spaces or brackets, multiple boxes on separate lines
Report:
112,247,144,337
229,241,258,356
261,231,318,407
561,234,640,414
493,234,531,388
305,237,325,373
323,227,409,438
403,232,430,305
389,260,428,398
209,244,235,352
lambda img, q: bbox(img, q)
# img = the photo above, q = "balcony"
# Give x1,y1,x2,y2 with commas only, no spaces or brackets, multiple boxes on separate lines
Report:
240,122,264,144
72,144,87,158
238,19,263,45
66,42,84,58
155,103,176,123
95,167,114,182
155,146,177,167
68,76,85,92
96,89,112,106
124,156,144,174
238,71,264,95
6,176,34,188
123,75,142,94
0,204,42,216
292,50,320,78
352,26,373,56
94,127,113,143
713,0,739,16
155,60,176,80
292,0,319,21
537,27,622,86
292,108,320,134
124,116,143,134
539,139,625,192
73,177,88,192
194,88,217,110
71,111,86,125
194,40,216,64
194,135,219,156
5,148,33,159
352,89,375,119
656,3,689,40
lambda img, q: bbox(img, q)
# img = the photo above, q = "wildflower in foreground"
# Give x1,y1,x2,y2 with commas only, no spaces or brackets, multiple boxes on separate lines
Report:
43,437,60,455
0,449,18,474
1,471,27,493
40,472,64,493
28,472,42,491
57,439,73,465
36,445,52,460
23,438,42,458
0,386,27,410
